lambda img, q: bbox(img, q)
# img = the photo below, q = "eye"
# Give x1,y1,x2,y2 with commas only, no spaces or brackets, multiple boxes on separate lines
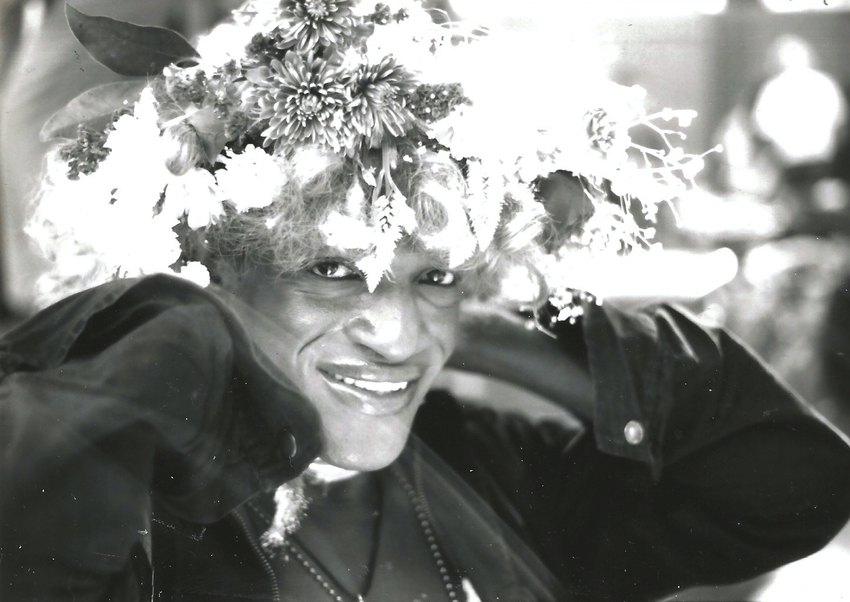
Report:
309,260,359,279
419,269,457,287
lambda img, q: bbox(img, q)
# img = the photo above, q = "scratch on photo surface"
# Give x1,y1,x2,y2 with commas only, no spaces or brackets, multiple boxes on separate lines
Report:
151,517,176,530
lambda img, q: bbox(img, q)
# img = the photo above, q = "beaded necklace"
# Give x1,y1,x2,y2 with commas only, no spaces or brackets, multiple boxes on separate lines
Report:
250,465,462,602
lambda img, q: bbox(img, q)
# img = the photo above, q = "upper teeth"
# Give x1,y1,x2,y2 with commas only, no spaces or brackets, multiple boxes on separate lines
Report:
333,374,409,393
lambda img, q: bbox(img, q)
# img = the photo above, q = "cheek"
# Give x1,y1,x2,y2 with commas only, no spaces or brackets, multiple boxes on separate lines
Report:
423,303,461,358
248,292,350,368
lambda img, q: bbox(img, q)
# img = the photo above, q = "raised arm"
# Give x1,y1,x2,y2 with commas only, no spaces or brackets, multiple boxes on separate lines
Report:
448,299,850,601
448,301,595,421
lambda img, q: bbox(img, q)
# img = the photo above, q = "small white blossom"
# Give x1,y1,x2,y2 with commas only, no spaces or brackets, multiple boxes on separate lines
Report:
216,145,284,212
176,262,211,288
321,188,419,291
164,168,225,229
321,211,373,251
194,22,254,66
102,88,172,211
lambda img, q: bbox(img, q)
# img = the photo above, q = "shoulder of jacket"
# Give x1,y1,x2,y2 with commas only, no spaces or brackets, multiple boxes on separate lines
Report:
0,275,230,373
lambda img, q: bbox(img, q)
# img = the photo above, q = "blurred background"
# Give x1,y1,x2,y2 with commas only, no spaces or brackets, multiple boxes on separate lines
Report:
2,0,850,600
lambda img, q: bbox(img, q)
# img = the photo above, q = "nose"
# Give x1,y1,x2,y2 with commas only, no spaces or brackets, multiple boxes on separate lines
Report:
344,285,426,362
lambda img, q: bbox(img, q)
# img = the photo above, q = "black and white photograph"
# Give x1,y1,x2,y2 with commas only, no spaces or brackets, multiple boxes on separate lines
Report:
2,1,850,600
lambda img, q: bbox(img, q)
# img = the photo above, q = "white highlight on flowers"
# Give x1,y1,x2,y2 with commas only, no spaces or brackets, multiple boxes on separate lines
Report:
216,145,284,212
416,182,477,268
29,0,715,308
177,261,212,288
194,22,255,66
102,88,173,210
163,168,225,229
321,191,419,291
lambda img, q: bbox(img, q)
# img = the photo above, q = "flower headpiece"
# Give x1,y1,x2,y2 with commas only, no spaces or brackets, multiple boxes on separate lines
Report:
30,0,715,310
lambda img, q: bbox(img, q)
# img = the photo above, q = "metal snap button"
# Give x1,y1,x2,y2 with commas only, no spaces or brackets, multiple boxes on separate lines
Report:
624,420,645,445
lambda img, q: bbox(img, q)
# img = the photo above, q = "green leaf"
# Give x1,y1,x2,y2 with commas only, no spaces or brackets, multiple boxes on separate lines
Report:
40,80,146,141
65,3,200,77
187,108,229,163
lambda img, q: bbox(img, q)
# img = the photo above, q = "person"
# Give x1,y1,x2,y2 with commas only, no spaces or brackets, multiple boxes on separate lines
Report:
713,35,850,239
2,2,850,601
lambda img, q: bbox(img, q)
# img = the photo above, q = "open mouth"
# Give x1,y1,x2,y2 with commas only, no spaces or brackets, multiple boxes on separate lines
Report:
330,373,410,394
318,368,421,416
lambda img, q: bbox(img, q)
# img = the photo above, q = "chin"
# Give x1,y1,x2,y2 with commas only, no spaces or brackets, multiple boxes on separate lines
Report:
320,416,414,472
322,444,407,472
325,450,402,472
309,379,428,471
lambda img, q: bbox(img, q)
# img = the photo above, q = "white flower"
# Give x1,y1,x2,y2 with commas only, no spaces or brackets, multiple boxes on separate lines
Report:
101,87,172,212
176,262,211,288
217,145,284,212
109,213,182,278
320,190,419,291
462,160,504,251
321,211,373,251
417,182,476,267
363,0,448,71
195,22,254,66
163,168,225,229
235,0,285,27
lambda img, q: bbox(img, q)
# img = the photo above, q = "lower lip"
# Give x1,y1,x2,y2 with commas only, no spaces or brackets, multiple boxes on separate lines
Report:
318,370,418,417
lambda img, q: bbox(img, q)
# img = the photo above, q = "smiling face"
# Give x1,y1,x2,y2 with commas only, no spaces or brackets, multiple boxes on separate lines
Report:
239,247,464,471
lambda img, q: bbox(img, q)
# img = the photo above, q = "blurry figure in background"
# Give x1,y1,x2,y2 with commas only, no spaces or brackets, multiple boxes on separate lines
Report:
752,35,850,225
690,37,850,592
753,35,847,173
704,34,850,412
0,0,242,315
715,34,850,237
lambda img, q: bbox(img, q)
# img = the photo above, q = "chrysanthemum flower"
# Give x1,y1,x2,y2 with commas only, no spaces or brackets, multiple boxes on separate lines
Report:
256,53,348,150
348,56,415,147
279,0,354,51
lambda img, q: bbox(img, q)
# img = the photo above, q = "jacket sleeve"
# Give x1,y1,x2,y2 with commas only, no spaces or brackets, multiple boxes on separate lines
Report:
0,276,321,601
459,301,850,602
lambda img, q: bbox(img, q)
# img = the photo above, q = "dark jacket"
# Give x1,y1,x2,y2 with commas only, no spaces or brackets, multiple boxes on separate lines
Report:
1,275,849,602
